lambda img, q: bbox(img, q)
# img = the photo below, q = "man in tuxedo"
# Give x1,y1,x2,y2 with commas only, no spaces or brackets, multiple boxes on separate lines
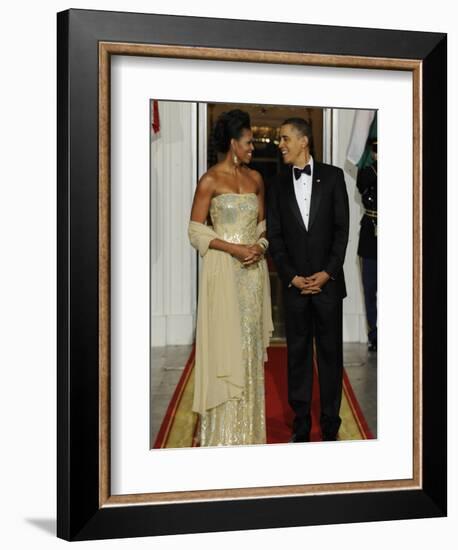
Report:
267,118,349,442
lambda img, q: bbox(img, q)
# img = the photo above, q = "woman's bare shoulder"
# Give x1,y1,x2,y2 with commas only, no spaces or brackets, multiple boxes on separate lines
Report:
196,168,219,192
246,167,264,191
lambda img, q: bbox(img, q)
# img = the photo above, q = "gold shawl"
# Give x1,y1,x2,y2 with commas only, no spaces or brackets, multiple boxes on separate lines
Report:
188,220,273,415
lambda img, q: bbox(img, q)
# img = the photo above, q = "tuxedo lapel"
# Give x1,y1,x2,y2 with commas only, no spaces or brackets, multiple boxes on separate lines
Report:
308,162,322,230
283,167,307,233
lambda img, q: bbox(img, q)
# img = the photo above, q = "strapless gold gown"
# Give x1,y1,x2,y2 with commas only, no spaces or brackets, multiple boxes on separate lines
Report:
199,193,266,446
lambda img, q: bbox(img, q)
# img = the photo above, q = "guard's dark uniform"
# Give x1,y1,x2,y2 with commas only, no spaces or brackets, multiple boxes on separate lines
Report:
356,163,377,350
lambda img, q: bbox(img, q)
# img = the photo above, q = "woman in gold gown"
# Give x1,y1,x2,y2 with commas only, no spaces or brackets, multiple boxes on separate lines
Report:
188,109,273,446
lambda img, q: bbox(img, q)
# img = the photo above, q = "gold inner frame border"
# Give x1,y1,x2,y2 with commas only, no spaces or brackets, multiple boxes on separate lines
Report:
98,42,422,507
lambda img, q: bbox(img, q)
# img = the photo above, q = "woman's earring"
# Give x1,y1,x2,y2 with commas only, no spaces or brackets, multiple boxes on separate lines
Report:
232,151,239,165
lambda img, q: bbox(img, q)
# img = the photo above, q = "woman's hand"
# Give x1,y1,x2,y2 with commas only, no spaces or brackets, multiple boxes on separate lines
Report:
242,244,264,266
230,244,250,262
230,244,258,264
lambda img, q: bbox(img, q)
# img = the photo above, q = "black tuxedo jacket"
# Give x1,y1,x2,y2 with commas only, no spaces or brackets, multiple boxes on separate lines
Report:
266,162,350,300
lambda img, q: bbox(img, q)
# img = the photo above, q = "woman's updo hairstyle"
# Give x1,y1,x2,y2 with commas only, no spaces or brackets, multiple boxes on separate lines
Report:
213,109,251,153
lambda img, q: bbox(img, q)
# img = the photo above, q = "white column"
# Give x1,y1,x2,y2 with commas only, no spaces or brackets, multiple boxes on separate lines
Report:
150,101,197,346
333,109,368,343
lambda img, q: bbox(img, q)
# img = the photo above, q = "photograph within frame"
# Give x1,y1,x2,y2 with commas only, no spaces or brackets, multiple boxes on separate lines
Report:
149,99,378,451
57,8,446,541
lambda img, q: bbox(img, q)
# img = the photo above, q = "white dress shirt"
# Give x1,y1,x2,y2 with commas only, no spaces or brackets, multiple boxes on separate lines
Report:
293,156,314,230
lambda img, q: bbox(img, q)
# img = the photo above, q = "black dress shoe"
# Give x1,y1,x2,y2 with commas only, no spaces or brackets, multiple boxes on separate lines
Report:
289,432,310,443
322,434,337,441
368,340,377,352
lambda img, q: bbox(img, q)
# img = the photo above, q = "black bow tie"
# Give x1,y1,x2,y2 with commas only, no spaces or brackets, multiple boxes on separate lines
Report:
294,165,311,180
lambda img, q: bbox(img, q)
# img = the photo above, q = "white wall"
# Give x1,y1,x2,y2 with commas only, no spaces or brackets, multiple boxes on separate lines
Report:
151,101,197,346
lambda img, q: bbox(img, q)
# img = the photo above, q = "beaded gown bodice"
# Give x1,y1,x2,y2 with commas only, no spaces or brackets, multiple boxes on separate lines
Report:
209,193,258,244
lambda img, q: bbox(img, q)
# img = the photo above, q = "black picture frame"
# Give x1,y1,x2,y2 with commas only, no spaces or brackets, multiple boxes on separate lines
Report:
57,8,447,541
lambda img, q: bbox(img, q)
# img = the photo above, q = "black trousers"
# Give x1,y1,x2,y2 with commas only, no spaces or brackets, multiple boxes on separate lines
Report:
284,289,343,439
361,257,377,345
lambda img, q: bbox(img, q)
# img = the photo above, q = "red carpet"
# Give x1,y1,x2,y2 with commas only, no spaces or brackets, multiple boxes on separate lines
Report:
265,345,373,443
153,344,373,448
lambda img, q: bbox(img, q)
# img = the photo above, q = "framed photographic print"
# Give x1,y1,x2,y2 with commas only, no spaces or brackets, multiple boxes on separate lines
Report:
57,8,447,541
